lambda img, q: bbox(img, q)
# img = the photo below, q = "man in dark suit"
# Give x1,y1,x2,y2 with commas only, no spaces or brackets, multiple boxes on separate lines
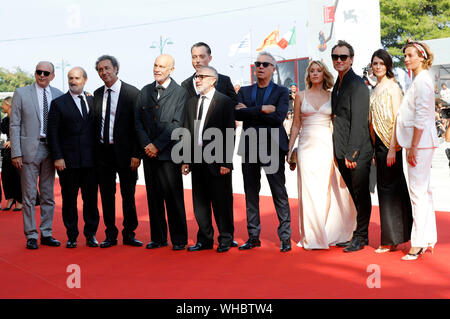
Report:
181,42,237,103
135,54,188,251
331,40,373,252
47,67,99,248
235,52,292,252
181,66,235,253
93,55,143,248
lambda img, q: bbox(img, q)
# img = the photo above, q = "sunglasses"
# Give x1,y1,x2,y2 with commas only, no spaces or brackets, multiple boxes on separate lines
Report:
254,61,274,68
194,74,214,80
331,54,350,62
35,70,51,76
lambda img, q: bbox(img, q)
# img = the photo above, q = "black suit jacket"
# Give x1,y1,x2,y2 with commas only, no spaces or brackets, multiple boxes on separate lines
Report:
93,81,140,168
235,82,289,156
47,92,95,168
183,90,235,176
182,73,237,104
331,68,372,161
135,78,188,161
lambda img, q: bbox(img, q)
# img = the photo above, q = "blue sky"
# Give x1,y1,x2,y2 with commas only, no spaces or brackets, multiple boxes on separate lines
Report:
0,0,308,92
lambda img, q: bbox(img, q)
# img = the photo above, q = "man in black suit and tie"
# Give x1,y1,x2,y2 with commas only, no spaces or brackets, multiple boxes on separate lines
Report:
235,52,292,252
135,54,188,251
181,66,235,253
93,55,143,248
331,40,373,252
47,67,99,248
181,42,237,103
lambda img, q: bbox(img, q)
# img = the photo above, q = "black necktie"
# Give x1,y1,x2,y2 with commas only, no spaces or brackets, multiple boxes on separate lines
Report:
78,95,88,119
103,88,112,144
197,96,206,120
155,85,165,99
43,88,49,135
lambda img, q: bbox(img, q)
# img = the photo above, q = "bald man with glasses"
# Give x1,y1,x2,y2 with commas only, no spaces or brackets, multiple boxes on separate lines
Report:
10,61,63,249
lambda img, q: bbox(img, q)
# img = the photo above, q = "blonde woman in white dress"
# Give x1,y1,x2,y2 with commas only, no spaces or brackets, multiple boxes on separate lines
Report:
288,60,356,249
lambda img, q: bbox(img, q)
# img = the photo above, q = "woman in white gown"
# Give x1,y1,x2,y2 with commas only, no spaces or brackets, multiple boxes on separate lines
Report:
288,60,357,249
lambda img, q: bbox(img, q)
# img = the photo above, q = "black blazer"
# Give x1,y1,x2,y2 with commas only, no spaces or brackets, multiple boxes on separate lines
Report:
93,81,140,168
47,92,95,168
181,73,237,104
183,90,235,176
135,78,188,161
331,68,372,161
235,82,289,156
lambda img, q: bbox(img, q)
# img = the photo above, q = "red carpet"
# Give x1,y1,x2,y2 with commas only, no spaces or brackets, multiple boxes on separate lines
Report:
0,181,449,299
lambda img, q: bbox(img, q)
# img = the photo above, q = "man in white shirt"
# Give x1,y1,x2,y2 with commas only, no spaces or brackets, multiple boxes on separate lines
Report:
47,67,100,249
10,61,63,249
440,83,450,105
181,66,236,252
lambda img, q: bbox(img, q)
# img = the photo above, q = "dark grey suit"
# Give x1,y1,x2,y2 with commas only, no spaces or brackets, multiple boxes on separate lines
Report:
10,83,63,240
135,78,188,246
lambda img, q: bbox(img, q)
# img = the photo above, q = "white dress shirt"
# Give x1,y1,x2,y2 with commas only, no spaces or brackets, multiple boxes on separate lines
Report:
35,83,52,138
192,76,200,96
196,88,215,146
70,91,89,116
101,79,122,144
156,78,171,99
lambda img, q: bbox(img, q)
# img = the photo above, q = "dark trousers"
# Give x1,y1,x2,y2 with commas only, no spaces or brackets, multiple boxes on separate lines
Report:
143,158,187,246
336,155,372,240
241,153,291,241
58,167,99,240
191,164,234,246
1,150,22,203
97,144,138,240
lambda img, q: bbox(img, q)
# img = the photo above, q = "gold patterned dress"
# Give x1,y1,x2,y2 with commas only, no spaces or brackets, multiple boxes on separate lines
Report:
370,82,412,246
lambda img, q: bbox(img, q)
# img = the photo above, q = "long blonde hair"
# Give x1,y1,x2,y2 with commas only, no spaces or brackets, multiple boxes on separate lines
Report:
305,60,334,91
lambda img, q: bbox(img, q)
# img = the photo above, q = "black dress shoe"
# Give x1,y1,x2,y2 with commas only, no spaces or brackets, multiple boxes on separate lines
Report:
26,238,38,250
145,241,168,249
40,236,61,247
123,237,143,247
239,238,261,250
280,240,292,252
86,236,98,247
343,238,366,252
100,239,118,248
336,240,351,247
187,242,213,251
231,240,238,247
66,240,77,248
217,244,230,253
172,244,186,251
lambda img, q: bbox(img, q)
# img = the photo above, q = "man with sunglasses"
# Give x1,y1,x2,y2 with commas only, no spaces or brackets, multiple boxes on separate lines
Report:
135,54,189,251
182,42,237,103
235,52,292,252
10,61,63,249
331,40,373,252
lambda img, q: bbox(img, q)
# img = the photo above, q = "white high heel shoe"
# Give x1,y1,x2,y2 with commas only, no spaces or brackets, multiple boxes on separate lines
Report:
401,248,425,261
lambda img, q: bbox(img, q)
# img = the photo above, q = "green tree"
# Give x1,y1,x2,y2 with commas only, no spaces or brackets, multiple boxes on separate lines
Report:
380,0,450,66
0,67,34,92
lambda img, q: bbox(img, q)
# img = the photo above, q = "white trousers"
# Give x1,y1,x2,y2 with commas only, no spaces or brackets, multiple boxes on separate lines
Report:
407,148,437,248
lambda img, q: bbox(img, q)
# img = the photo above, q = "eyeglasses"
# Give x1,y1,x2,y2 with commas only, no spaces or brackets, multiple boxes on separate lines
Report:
331,54,350,62
35,70,51,76
194,74,214,80
254,61,274,68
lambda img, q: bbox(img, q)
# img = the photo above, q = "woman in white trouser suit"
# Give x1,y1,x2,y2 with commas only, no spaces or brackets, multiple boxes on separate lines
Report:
396,40,438,261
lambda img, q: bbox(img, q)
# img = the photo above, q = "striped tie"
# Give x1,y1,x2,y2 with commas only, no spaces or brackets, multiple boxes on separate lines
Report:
43,88,49,135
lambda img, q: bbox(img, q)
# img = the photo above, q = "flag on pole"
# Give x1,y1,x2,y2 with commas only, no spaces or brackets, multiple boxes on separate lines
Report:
228,33,251,57
256,29,279,52
277,26,296,49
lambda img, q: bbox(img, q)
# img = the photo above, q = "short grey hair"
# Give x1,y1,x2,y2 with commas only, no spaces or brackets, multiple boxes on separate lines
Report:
257,51,277,65
69,66,88,79
197,65,218,80
36,61,55,73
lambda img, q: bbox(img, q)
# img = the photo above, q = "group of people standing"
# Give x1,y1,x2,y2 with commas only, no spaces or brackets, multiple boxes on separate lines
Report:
7,39,438,261
288,39,437,261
